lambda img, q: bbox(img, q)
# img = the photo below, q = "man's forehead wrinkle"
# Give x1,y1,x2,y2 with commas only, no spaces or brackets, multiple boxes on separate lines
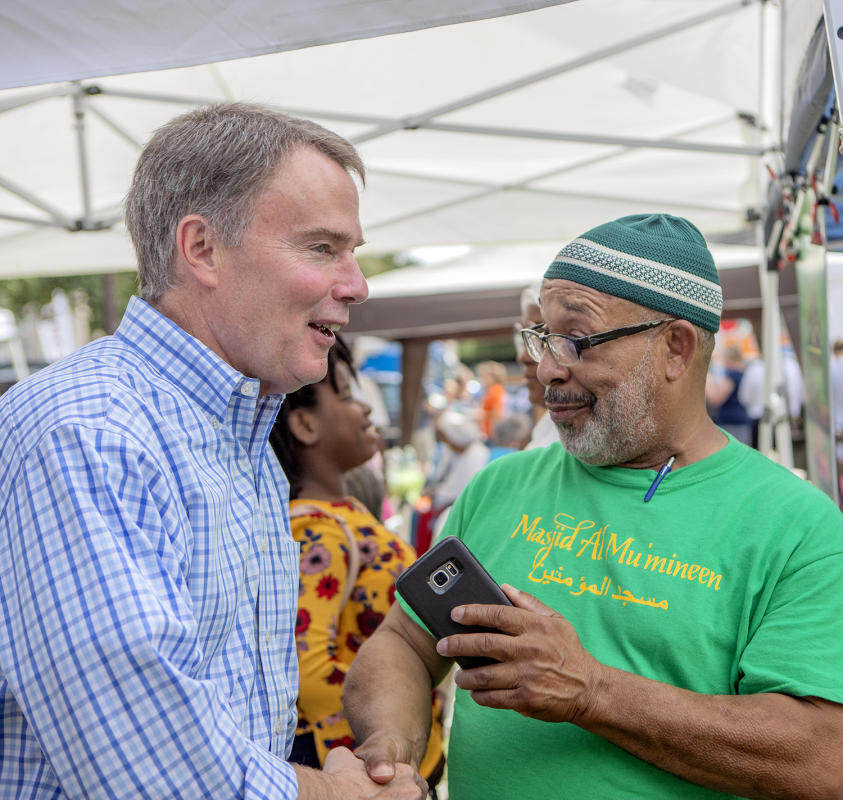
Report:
543,283,607,318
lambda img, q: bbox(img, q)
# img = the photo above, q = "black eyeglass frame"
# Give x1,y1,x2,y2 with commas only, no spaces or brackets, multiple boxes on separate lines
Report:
520,318,673,366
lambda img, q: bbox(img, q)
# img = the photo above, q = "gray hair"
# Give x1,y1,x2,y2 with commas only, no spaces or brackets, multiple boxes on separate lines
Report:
520,280,542,317
491,412,532,449
125,102,365,302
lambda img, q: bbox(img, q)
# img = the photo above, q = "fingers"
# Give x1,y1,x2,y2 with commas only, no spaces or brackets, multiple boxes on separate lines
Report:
436,629,512,662
501,583,559,617
448,585,561,634
320,747,427,799
435,586,568,662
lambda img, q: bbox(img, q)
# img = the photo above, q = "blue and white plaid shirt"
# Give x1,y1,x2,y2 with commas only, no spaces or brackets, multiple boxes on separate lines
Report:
0,297,300,798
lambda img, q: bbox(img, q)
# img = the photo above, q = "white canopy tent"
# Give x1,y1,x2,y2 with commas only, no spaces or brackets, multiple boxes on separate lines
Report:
0,0,823,277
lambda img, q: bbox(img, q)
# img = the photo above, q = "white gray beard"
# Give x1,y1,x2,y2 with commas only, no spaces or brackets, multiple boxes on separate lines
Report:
555,344,658,466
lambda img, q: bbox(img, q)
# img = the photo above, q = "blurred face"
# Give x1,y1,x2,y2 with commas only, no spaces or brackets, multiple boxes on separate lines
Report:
315,362,381,472
206,146,368,395
536,280,663,467
517,300,545,408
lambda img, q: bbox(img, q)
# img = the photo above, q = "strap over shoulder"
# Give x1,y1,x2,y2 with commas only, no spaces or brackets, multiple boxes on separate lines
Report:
289,503,361,609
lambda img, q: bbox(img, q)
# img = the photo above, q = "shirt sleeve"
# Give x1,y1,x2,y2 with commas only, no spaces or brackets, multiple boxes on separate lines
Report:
0,424,298,799
294,513,355,727
738,534,843,704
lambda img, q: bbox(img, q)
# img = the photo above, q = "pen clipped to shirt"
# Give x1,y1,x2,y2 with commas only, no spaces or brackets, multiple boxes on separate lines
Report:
644,456,675,503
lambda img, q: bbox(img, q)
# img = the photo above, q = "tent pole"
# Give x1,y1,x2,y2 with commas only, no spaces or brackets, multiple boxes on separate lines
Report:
71,84,93,229
758,0,793,466
399,339,429,447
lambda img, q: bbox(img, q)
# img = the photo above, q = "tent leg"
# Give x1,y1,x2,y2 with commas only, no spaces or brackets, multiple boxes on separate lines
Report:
758,265,793,467
399,338,429,447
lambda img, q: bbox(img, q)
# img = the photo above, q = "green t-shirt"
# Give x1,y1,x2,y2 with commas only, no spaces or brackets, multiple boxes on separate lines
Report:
398,436,843,799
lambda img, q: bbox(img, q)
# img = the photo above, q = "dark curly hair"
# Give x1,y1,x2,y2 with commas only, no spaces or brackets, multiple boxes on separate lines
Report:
269,334,356,499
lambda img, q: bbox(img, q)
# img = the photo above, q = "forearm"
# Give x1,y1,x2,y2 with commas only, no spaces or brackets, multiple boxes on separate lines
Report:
581,665,843,800
345,631,435,765
345,606,450,768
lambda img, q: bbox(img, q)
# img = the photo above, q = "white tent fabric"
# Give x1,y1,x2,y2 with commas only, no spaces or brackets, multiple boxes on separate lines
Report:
0,1,569,91
0,0,824,280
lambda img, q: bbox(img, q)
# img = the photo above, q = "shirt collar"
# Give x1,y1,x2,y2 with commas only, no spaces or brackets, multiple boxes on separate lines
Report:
114,296,284,429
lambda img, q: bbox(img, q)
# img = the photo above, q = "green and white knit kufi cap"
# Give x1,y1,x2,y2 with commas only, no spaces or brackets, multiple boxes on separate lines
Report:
544,213,723,332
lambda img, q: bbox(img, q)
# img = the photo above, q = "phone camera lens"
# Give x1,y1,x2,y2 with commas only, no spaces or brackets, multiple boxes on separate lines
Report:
432,569,449,587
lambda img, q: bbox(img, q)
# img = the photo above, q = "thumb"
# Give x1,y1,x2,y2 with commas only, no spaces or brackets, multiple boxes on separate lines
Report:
501,583,560,617
360,752,396,784
353,736,403,784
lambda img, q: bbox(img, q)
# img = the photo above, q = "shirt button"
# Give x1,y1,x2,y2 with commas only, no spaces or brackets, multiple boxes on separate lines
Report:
275,718,284,735
241,381,258,397
209,417,221,429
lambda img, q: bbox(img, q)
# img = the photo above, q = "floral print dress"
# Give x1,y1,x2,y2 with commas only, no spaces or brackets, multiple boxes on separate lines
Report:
290,497,444,777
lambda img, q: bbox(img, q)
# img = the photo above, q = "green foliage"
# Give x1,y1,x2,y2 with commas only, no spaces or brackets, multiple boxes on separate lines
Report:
0,272,137,334
457,335,516,366
357,252,405,278
0,251,406,335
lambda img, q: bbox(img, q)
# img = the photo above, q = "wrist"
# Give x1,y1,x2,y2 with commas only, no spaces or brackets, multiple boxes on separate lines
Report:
572,657,610,728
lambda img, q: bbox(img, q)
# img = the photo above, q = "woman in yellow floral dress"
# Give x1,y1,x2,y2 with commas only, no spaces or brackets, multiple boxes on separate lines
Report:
269,335,444,791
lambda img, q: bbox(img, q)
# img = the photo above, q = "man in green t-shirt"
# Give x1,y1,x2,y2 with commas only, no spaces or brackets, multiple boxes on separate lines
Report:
344,213,843,799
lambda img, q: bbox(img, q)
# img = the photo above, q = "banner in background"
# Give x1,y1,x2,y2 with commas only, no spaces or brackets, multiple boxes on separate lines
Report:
796,206,838,502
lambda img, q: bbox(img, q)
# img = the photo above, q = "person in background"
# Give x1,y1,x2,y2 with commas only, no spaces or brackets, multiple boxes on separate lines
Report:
0,103,423,800
344,461,387,521
487,412,533,460
739,344,804,450
268,334,445,792
423,409,490,540
476,360,508,442
343,213,843,800
705,344,752,445
516,280,559,449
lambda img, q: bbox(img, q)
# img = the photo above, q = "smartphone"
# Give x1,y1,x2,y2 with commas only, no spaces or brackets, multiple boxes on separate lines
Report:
396,536,513,669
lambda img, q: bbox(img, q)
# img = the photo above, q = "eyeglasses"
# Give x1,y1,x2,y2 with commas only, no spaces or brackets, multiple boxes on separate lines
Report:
513,321,543,357
520,318,673,367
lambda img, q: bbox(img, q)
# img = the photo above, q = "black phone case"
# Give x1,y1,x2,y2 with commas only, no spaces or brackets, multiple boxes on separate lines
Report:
396,536,513,669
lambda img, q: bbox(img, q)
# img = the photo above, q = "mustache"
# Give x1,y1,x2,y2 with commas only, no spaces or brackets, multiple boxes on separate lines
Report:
544,387,595,407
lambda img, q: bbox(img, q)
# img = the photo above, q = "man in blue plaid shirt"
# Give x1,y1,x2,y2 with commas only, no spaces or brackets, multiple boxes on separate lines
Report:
0,104,424,800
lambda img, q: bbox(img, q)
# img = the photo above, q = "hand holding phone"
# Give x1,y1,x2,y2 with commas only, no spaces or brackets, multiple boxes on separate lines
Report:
396,536,512,669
